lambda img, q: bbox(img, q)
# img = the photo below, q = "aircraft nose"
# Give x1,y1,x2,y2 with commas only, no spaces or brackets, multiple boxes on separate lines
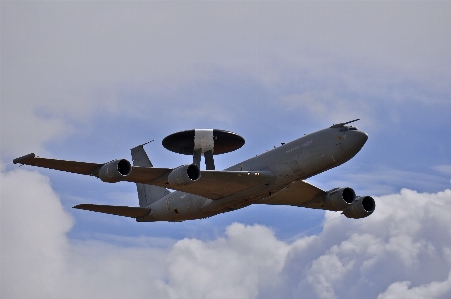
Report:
352,130,368,148
341,129,368,156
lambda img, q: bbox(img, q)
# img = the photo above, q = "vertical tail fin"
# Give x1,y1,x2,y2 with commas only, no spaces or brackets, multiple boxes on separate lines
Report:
131,145,170,207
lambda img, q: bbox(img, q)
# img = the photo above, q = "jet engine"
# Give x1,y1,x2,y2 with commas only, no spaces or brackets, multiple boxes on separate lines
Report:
342,196,375,219
98,159,132,183
324,187,356,210
168,164,201,186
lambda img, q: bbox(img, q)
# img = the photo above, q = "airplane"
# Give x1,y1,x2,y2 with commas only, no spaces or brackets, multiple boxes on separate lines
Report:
13,119,375,222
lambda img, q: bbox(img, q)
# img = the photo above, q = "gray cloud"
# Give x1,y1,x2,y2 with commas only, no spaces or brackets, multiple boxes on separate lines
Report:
2,1,450,157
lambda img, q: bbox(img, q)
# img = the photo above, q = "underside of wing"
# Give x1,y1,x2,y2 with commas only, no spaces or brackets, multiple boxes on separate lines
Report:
73,204,151,218
257,180,327,209
13,153,103,176
13,153,276,200
13,153,173,183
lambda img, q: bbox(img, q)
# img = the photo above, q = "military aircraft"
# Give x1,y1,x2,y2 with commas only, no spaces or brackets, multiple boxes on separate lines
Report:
13,119,375,222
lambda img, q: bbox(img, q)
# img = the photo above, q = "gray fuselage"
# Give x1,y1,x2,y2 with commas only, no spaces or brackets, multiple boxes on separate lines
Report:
141,126,368,222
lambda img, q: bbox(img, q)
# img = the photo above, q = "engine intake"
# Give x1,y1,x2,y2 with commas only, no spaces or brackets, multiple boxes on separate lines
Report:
324,187,356,210
343,196,375,219
168,164,201,186
98,159,132,183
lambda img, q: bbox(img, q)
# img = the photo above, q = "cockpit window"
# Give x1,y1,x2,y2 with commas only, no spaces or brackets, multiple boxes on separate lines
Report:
340,127,358,132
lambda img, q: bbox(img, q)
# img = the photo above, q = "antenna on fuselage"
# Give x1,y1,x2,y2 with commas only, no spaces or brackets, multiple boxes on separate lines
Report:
141,140,154,146
344,119,360,125
330,119,360,128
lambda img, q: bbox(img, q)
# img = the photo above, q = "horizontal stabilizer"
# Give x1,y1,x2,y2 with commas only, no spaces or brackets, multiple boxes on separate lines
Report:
73,204,151,218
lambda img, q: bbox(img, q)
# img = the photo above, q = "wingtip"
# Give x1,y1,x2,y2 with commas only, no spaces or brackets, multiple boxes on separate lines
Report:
72,204,92,210
13,153,36,164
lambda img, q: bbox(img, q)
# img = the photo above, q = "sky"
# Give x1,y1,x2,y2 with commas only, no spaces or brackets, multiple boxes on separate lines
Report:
1,1,451,298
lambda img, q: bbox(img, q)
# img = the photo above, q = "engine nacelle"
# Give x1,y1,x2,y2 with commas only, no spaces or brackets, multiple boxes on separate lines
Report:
168,164,201,186
98,159,132,183
343,196,375,219
324,187,356,211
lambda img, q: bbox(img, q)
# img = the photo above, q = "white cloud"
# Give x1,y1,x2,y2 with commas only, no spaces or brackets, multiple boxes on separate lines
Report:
0,168,172,299
275,189,451,299
166,224,288,299
377,271,451,299
2,165,451,299
433,165,451,177
0,168,73,298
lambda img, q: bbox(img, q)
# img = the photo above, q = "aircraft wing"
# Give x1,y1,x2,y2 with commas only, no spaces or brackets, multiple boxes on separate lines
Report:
13,153,276,200
13,153,104,176
257,180,327,209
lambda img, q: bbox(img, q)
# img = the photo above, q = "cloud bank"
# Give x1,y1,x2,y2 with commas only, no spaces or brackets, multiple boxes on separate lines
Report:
2,168,450,299
2,1,450,158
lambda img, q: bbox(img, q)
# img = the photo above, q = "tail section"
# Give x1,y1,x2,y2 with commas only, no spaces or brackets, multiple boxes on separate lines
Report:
131,145,170,207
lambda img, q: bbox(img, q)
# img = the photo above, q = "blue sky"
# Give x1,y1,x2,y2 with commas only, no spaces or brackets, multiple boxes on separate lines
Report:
2,1,451,298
